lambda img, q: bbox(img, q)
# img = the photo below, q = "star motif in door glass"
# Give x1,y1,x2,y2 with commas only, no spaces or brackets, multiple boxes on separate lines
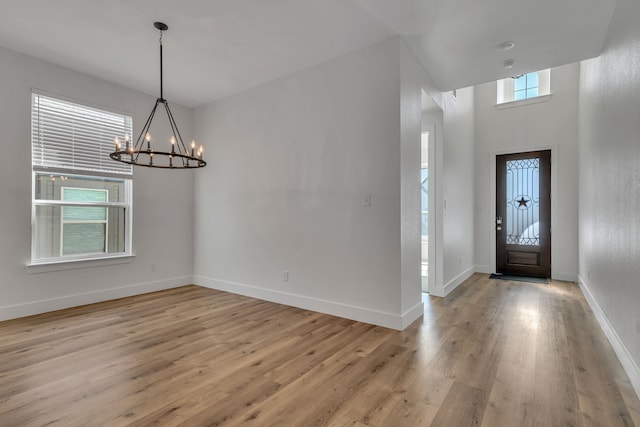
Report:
517,196,529,207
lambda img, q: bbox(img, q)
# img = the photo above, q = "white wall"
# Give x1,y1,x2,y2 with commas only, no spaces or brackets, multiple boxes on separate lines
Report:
400,43,435,320
419,88,477,297
474,63,580,281
193,38,447,329
193,37,477,327
578,0,640,396
193,38,409,328
441,87,476,294
0,46,195,320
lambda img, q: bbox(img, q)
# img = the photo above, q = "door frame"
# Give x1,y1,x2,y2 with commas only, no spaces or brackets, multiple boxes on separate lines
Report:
489,145,558,279
420,125,437,294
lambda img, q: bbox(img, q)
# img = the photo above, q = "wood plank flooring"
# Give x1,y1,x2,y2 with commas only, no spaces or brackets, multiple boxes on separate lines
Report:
1,274,639,426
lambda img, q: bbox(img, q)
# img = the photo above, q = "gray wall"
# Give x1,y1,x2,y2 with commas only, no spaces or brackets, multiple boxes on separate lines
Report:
192,38,477,327
441,86,476,292
578,0,640,394
192,38,410,328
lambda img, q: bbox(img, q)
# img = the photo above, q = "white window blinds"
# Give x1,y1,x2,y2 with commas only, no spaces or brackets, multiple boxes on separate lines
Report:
31,93,133,176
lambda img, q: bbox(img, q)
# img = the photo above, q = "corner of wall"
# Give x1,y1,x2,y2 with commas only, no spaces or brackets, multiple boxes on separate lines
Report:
195,275,414,331
578,275,640,399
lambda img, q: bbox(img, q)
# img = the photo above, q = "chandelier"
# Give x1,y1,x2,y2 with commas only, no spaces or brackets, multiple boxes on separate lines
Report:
110,22,206,169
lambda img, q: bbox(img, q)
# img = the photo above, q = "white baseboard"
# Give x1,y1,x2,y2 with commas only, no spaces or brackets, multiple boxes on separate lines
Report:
194,275,417,331
0,276,192,322
442,265,476,297
578,275,640,399
402,301,425,329
552,272,578,282
474,264,491,274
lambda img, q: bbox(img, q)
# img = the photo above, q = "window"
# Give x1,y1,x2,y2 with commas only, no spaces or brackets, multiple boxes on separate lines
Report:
31,93,133,264
496,69,551,105
514,72,539,100
61,187,108,255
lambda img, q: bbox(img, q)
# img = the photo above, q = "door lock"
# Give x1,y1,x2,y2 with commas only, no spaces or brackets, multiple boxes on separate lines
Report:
496,216,502,225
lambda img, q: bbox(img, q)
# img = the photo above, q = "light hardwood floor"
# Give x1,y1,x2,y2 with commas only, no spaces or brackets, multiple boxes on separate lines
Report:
1,274,639,426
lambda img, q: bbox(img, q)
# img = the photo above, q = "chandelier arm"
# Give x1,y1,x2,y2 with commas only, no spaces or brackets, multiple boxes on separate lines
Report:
135,100,160,146
162,102,187,165
163,101,189,153
132,100,161,162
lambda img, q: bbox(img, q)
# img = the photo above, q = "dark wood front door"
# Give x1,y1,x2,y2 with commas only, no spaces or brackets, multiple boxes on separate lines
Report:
496,150,551,278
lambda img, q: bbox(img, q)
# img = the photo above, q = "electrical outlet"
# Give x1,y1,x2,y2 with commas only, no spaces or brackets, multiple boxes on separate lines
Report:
283,271,289,282
150,263,156,272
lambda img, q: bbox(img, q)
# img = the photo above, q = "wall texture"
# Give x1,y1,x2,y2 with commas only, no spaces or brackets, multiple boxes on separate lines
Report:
400,43,426,317
578,0,640,395
441,86,476,293
192,37,476,327
193,38,415,328
0,46,195,320
474,63,580,281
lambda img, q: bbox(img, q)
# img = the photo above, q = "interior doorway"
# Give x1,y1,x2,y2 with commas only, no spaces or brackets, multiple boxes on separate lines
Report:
421,131,430,292
420,89,442,296
495,150,551,278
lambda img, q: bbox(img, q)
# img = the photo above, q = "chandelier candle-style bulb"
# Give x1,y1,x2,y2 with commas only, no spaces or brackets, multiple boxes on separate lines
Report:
109,22,206,169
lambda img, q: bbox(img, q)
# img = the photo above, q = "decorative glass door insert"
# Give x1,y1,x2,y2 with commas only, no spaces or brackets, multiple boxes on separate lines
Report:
505,158,540,245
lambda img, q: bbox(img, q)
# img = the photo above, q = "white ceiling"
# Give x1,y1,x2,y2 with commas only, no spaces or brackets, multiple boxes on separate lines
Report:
0,0,616,108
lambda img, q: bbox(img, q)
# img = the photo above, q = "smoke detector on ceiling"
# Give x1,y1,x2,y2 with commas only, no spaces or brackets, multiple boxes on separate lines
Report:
497,41,516,51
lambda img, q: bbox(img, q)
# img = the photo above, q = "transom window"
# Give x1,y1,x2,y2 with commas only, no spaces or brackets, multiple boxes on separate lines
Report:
31,92,133,264
514,72,539,101
496,69,551,105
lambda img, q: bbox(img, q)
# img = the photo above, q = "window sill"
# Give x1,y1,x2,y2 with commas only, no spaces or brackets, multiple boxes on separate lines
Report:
495,94,552,110
26,254,135,274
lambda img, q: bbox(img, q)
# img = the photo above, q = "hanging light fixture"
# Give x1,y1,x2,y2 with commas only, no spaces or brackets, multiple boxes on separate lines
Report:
110,22,206,169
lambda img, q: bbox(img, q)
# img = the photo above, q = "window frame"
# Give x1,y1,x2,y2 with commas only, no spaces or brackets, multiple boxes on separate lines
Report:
496,69,551,106
30,92,134,266
31,172,133,265
60,187,110,256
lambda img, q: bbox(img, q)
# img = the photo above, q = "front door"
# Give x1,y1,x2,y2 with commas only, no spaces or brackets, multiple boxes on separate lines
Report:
496,150,551,278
